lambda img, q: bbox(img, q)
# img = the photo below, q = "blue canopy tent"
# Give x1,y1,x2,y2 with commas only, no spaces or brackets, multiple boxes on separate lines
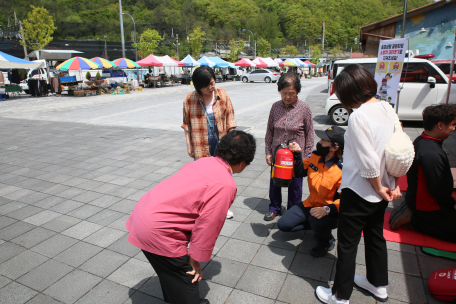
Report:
197,56,216,67
206,56,236,68
0,51,42,69
182,55,200,67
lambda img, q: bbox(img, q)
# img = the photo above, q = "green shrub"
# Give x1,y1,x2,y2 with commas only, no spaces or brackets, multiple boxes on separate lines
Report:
86,71,91,81
96,72,101,80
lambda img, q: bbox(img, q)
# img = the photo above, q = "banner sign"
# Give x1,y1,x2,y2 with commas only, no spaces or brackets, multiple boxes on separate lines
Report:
375,38,408,107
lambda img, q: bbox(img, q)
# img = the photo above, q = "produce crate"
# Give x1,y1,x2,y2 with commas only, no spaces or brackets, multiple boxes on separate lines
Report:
73,91,85,97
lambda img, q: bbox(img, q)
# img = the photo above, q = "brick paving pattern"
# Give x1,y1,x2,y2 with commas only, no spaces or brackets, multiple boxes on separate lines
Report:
0,79,454,303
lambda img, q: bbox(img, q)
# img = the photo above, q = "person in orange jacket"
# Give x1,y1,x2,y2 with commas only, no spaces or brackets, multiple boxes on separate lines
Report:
277,126,345,257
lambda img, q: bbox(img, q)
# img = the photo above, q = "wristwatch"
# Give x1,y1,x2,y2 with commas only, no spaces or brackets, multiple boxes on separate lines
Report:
324,206,330,215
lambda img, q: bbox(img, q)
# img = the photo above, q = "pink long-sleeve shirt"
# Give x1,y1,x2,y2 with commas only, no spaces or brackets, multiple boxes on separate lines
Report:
126,156,237,262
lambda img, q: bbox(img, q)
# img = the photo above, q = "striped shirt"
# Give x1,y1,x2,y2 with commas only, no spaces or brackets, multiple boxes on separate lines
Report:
182,88,236,160
265,99,314,158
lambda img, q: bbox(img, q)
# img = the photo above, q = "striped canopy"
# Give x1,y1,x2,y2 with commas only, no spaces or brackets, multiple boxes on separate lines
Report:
251,57,268,67
112,58,141,68
136,55,163,67
281,59,297,67
91,57,117,68
234,58,256,67
303,60,316,68
56,56,100,71
181,55,200,67
198,56,216,67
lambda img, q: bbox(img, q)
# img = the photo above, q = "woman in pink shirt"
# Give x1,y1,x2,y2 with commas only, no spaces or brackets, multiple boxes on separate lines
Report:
126,130,256,304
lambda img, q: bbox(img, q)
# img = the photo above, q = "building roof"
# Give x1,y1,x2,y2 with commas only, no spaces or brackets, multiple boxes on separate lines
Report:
359,0,454,55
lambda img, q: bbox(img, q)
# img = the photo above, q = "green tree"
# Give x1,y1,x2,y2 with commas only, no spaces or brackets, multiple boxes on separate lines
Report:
280,45,299,58
309,45,322,64
228,39,244,62
189,27,206,58
133,29,163,59
19,5,57,51
256,37,270,57
85,71,91,81
329,46,344,60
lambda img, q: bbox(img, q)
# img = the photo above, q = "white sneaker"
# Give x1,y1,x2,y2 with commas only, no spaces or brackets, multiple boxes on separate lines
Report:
316,286,349,304
226,210,234,219
354,274,388,302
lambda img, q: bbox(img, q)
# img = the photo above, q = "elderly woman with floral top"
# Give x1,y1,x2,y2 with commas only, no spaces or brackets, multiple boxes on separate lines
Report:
264,72,314,221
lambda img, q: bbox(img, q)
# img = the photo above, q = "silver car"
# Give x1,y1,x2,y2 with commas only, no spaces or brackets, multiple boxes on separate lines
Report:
241,69,280,83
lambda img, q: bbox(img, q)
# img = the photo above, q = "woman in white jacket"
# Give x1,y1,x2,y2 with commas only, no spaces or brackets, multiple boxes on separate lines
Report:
316,64,401,304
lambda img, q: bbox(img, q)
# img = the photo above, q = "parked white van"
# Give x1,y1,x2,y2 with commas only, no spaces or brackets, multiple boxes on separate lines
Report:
326,58,456,125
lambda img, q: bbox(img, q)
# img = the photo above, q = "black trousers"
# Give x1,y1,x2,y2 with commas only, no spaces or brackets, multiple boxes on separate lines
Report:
412,209,456,243
277,203,337,247
142,250,200,304
332,188,388,300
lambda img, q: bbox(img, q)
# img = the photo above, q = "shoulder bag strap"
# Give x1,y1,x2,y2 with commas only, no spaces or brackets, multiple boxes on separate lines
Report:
197,95,220,143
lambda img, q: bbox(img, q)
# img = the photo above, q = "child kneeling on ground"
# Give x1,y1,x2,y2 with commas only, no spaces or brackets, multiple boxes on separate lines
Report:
278,126,345,257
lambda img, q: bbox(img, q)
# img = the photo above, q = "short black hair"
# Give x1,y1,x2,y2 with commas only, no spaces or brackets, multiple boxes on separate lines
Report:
215,130,256,166
334,64,377,109
422,104,456,131
277,72,301,93
192,66,216,95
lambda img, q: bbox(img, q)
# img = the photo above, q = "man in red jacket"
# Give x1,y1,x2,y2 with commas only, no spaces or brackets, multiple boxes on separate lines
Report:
390,104,456,243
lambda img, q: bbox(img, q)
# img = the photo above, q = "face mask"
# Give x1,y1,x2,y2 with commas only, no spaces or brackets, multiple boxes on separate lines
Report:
316,142,331,157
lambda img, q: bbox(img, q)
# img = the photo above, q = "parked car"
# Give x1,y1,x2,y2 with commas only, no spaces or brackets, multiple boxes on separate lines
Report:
432,60,456,82
101,69,127,78
241,69,280,83
326,57,456,126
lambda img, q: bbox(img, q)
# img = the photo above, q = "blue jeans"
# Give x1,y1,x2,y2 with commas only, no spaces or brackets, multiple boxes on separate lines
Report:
207,112,219,156
277,203,337,247
268,176,303,214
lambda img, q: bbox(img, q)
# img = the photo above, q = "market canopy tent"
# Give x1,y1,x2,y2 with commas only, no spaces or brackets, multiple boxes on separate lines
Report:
281,59,297,67
234,58,256,67
252,57,279,67
303,60,316,68
113,58,141,68
181,55,200,67
0,51,43,69
91,57,117,68
198,56,216,67
136,55,164,67
295,58,310,67
206,56,235,68
157,55,185,67
56,56,100,71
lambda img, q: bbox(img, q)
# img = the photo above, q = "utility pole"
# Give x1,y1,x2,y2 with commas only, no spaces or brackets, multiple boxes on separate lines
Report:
176,34,179,59
400,0,408,38
121,13,137,61
321,21,325,50
104,36,108,59
119,0,125,58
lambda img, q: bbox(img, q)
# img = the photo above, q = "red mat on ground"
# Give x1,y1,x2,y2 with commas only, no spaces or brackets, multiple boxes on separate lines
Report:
397,176,408,191
382,212,456,252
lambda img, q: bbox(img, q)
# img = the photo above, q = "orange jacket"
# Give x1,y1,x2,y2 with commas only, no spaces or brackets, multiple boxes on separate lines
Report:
294,152,343,211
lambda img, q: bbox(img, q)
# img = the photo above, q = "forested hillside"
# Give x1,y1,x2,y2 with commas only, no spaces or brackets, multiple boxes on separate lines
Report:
1,0,432,53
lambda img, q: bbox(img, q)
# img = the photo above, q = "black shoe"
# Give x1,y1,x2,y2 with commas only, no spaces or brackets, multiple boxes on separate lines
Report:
264,206,285,221
200,299,210,304
310,237,335,258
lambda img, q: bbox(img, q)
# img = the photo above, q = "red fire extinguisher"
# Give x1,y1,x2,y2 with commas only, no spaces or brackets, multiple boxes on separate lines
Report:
271,138,296,187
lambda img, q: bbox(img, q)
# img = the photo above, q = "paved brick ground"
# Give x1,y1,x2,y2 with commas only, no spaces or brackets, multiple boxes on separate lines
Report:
0,80,454,303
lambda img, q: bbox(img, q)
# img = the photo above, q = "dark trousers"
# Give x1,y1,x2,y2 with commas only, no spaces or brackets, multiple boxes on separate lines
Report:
277,203,337,247
332,188,388,300
142,250,200,304
412,209,456,243
268,177,303,213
